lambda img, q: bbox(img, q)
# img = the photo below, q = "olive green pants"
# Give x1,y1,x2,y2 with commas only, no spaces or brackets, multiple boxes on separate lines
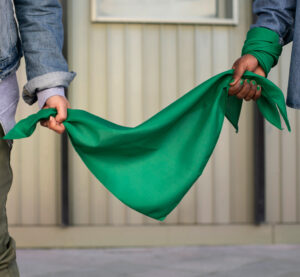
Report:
0,125,19,276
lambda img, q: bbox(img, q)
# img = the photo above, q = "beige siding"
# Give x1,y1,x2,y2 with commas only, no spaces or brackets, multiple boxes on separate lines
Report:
265,42,300,224
7,0,255,228
67,0,254,226
7,60,61,226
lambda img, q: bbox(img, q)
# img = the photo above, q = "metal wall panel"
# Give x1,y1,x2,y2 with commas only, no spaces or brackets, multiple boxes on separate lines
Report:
7,0,256,227
265,43,300,224
7,60,61,226
67,0,254,226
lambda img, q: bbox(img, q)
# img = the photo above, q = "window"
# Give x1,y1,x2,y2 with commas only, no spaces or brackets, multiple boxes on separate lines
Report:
91,0,238,25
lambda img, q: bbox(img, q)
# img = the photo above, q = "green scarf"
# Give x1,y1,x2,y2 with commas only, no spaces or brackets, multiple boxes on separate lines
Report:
3,69,290,221
242,27,282,76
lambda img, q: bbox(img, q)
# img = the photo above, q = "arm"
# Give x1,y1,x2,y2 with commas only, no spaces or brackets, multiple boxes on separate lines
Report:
251,0,296,46
228,0,296,100
13,0,75,133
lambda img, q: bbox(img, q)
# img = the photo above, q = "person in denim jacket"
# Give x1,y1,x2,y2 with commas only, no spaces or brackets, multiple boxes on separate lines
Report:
0,0,75,275
228,0,299,108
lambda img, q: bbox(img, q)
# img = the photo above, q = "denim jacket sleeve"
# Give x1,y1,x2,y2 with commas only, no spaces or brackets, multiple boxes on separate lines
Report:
13,0,76,105
251,0,296,46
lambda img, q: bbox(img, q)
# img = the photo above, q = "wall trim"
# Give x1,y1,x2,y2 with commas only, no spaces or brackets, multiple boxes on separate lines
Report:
8,225,277,248
10,225,300,248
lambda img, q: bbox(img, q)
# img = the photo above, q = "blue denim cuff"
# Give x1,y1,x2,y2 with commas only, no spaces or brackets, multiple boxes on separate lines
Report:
22,71,76,105
37,87,65,109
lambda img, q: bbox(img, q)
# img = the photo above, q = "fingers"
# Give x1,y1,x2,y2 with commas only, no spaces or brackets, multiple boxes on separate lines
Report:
40,116,66,134
229,54,261,96
229,63,246,87
49,116,66,134
228,78,244,96
233,79,262,101
227,56,263,100
236,79,251,99
228,58,247,96
55,102,68,123
251,66,264,101
39,95,70,134
253,85,262,101
244,80,257,101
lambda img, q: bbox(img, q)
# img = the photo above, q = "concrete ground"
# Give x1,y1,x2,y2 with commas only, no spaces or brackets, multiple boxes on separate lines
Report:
16,245,300,277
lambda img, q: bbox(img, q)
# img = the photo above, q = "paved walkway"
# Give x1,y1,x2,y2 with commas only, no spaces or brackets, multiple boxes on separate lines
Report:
16,245,300,277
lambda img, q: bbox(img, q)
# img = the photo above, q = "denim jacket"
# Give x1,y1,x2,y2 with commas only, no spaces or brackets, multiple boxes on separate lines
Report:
0,0,75,105
250,0,300,109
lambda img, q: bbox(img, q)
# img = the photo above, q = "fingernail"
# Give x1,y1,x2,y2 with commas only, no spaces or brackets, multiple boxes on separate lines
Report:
246,79,251,84
230,78,235,83
257,85,261,90
240,79,244,85
251,80,256,85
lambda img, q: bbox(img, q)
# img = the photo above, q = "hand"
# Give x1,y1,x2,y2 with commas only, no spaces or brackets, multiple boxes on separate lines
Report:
40,95,70,134
228,54,265,101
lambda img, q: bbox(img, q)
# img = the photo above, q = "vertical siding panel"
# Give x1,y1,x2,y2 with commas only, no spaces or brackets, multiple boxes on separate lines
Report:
265,66,281,223
212,27,231,224
124,25,144,224
106,24,127,225
142,25,161,224
89,24,109,225
68,0,90,224
13,60,40,225
8,1,258,228
177,25,196,224
142,25,161,120
279,43,297,223
228,0,254,223
38,130,59,224
19,106,40,225
195,26,213,224
160,25,179,224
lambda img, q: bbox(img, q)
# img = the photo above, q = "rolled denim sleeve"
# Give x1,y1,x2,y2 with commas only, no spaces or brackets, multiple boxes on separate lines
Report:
13,0,76,105
251,0,296,46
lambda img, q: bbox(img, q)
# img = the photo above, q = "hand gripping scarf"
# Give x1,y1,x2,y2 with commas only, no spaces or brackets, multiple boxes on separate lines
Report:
3,69,290,221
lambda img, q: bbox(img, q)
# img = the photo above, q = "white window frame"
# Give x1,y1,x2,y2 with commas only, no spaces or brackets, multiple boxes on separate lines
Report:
91,0,238,25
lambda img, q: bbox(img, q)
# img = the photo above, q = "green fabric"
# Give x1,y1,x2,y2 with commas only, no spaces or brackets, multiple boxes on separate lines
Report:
242,27,282,76
2,69,290,221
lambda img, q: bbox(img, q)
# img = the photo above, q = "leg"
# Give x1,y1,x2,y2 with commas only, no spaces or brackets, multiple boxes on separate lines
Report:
0,125,19,277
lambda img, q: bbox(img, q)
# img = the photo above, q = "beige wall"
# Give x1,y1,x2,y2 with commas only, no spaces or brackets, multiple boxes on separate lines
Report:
7,1,255,228
265,42,300,224
67,0,254,226
7,0,300,248
7,60,62,226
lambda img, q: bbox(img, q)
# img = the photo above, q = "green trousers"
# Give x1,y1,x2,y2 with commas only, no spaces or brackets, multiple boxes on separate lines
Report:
0,125,19,276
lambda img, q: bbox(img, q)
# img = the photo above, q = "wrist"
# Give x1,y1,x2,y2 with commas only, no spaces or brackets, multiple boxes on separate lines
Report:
37,87,66,109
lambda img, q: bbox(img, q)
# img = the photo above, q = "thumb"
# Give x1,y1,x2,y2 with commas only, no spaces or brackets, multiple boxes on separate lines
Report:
230,63,246,86
55,102,68,123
